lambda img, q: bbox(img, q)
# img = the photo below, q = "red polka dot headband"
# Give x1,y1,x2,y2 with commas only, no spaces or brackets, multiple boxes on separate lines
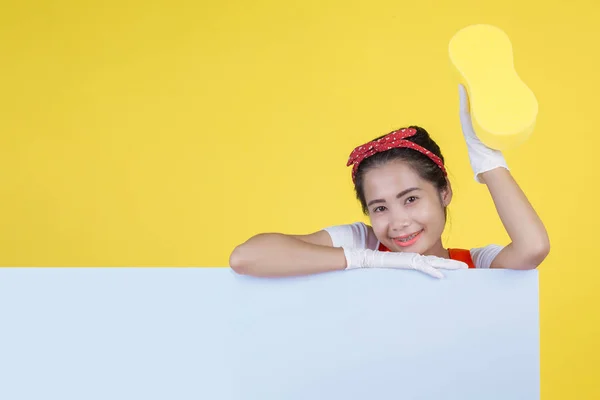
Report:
346,127,447,183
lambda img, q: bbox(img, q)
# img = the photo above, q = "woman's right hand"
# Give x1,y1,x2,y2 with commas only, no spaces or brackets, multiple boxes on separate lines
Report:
343,247,468,279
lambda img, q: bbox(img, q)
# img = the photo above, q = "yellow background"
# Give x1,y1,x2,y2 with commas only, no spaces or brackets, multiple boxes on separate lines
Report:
1,0,598,398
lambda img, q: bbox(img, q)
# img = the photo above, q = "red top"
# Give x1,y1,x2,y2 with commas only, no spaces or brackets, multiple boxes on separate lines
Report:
377,242,475,269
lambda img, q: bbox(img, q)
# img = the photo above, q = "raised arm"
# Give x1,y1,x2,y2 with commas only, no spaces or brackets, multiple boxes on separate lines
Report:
479,168,549,269
457,84,550,269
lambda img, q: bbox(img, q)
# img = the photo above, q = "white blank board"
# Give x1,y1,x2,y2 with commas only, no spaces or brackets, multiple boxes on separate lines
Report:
0,268,539,399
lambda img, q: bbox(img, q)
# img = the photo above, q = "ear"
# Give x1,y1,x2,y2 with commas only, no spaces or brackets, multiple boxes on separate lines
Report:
440,181,453,207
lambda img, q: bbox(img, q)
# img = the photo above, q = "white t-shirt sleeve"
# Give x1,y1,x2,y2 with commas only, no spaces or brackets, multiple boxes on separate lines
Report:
470,244,504,269
323,222,379,250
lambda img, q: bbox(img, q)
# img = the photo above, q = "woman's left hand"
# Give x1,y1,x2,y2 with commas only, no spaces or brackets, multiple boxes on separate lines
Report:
458,84,550,269
458,84,509,183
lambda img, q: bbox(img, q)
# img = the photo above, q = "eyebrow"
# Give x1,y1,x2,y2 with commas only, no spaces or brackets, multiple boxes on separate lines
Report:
366,187,421,207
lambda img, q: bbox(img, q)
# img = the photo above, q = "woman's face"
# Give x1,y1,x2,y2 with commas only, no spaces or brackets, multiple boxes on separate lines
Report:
362,160,451,257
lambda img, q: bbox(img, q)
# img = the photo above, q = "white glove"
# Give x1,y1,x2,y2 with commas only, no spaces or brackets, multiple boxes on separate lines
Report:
343,247,468,279
458,84,509,183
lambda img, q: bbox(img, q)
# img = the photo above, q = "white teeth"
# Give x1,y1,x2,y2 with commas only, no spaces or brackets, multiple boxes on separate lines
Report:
397,232,418,242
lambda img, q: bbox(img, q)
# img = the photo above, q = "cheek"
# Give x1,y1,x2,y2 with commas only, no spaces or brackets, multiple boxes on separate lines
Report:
411,200,446,227
369,216,388,239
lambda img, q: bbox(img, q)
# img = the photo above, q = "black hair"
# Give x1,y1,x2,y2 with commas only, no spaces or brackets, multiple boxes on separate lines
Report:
353,125,449,215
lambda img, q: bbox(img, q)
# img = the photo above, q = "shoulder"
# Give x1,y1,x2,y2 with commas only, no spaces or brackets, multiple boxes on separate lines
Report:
323,222,379,250
470,244,504,269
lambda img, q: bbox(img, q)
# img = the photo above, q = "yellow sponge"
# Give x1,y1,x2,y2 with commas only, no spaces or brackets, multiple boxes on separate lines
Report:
449,24,538,150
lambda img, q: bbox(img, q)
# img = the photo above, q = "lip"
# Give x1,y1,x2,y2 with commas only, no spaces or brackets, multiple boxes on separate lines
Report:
392,230,423,248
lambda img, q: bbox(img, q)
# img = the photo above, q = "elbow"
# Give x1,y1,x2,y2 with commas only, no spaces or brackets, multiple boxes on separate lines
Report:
533,233,551,266
533,240,551,268
229,244,251,275
229,233,279,276
523,236,551,270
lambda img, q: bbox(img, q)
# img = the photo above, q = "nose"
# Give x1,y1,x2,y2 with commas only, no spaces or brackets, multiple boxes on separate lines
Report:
389,207,411,231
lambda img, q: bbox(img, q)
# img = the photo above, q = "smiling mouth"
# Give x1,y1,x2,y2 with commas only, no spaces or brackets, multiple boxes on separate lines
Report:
392,230,423,247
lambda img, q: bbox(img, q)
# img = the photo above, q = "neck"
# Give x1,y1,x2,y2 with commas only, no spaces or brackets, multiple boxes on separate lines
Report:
425,239,449,259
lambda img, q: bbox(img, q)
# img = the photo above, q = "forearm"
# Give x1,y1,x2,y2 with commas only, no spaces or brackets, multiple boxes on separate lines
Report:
479,168,550,268
229,233,347,277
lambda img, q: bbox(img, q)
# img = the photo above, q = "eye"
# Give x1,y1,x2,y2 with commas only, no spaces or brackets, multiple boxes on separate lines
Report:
405,196,418,204
372,206,387,213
